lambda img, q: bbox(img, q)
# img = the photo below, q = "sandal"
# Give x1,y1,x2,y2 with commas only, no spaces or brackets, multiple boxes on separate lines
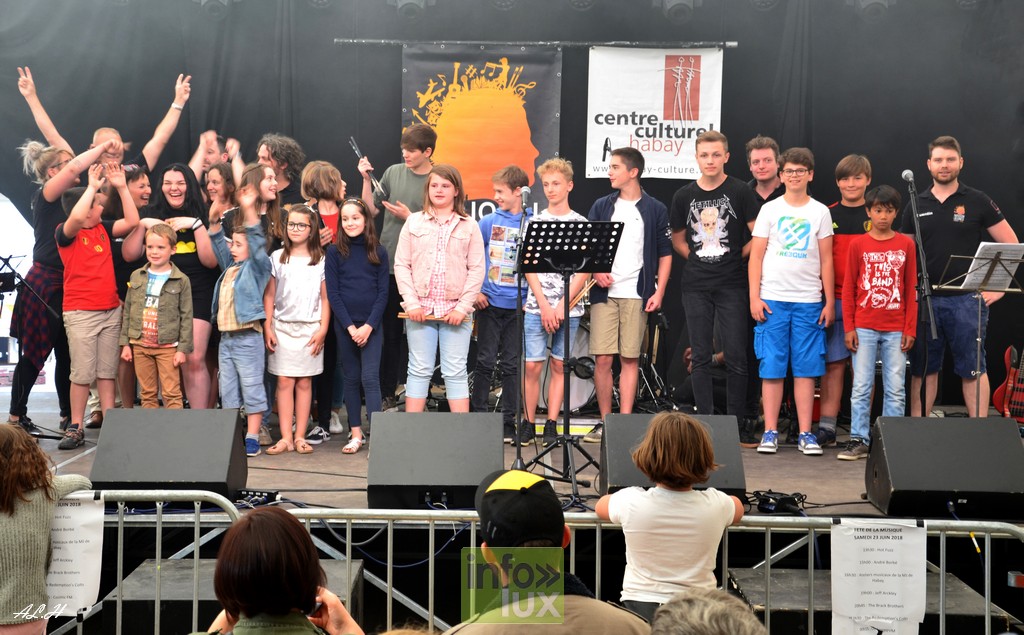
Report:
295,439,314,454
342,437,365,454
266,440,294,455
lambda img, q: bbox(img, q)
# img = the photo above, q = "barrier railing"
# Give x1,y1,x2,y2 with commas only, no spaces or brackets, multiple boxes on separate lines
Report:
52,492,1024,635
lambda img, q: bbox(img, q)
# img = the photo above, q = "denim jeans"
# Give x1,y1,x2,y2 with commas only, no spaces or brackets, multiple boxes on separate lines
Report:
219,330,268,413
850,328,905,441
471,306,520,425
406,318,473,400
681,286,748,416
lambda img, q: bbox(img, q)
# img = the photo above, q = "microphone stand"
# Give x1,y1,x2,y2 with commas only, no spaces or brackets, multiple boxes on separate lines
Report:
904,175,937,416
511,191,532,471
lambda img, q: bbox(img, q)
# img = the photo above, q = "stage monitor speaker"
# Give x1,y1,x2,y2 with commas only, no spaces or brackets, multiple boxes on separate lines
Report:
367,412,504,510
598,414,746,498
866,417,1024,520
90,408,247,500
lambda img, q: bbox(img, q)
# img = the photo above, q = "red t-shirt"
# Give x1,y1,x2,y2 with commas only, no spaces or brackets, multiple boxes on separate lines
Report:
56,221,119,311
828,201,868,299
841,232,918,338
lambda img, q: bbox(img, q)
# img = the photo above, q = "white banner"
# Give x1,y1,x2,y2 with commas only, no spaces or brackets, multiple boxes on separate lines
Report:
585,47,723,180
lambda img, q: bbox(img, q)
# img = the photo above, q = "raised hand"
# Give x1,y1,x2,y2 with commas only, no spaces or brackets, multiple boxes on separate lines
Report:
16,66,36,99
87,163,106,190
174,74,192,105
105,162,126,189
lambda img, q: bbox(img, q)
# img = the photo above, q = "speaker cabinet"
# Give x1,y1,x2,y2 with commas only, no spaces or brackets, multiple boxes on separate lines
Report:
90,408,247,500
866,417,1024,520
598,414,746,498
367,412,504,509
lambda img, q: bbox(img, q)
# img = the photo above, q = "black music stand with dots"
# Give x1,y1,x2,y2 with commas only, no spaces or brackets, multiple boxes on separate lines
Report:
517,220,622,510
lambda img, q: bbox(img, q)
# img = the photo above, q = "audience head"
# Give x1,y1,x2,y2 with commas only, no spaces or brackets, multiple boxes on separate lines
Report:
475,470,567,549
632,411,719,490
423,164,468,217
213,506,326,620
19,140,73,185
150,163,207,221
0,424,55,515
301,160,347,203
651,588,766,635
257,133,306,184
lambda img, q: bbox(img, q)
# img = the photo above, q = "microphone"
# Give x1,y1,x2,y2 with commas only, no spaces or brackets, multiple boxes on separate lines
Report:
901,170,914,183
520,186,531,211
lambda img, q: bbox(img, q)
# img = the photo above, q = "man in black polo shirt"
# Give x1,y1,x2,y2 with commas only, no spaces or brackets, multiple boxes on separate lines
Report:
901,135,1018,418
745,135,785,204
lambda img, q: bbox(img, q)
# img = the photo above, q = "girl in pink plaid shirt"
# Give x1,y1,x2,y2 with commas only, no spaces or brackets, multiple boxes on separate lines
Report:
394,164,485,413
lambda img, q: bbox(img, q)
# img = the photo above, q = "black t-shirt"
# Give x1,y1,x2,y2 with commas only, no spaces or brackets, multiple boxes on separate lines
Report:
747,178,785,205
278,180,305,207
899,182,1004,296
670,175,760,289
31,188,67,269
142,206,220,290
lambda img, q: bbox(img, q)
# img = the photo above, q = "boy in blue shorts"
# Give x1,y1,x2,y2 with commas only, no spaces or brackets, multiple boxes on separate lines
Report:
521,158,590,447
748,147,834,455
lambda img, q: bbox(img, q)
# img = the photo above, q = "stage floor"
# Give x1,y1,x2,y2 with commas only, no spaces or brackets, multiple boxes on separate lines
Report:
17,390,900,516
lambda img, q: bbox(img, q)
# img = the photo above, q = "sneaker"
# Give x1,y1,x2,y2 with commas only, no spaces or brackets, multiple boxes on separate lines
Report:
258,425,273,446
328,411,345,435
738,417,760,448
10,416,42,438
517,421,536,447
382,395,399,412
757,430,779,454
838,438,870,461
59,415,71,431
542,420,559,447
305,425,330,445
503,422,516,444
815,426,836,448
58,425,85,450
85,411,104,429
244,437,261,457
583,423,604,443
798,432,823,456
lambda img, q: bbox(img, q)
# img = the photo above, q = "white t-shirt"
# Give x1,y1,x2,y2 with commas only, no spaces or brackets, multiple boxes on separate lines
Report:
609,198,643,299
752,197,833,302
607,486,736,603
269,250,326,323
523,209,589,317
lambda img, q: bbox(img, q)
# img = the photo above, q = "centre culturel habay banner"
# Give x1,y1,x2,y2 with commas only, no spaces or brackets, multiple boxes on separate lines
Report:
402,44,562,216
586,47,724,180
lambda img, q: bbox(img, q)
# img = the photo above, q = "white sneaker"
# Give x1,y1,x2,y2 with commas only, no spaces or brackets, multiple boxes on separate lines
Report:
329,411,345,435
757,430,779,454
797,432,823,456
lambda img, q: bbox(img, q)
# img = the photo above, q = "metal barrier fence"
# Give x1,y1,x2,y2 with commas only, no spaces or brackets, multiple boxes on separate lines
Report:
57,491,1024,635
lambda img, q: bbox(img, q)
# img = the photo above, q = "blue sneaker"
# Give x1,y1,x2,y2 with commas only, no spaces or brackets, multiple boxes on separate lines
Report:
757,430,778,454
798,432,823,456
245,437,261,457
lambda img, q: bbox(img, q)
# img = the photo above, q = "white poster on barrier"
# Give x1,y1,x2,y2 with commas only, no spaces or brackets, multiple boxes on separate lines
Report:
831,518,926,634
585,46,723,180
45,490,105,617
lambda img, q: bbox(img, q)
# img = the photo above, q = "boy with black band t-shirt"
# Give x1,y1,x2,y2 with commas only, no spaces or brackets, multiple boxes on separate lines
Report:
670,131,759,444
901,135,1018,418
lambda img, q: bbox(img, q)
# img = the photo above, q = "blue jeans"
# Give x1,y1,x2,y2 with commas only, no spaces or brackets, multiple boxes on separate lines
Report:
850,328,906,442
337,326,381,429
406,318,473,400
219,330,268,413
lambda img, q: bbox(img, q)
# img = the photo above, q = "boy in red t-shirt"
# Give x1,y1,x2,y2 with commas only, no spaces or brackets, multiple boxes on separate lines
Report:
840,185,917,460
55,163,140,449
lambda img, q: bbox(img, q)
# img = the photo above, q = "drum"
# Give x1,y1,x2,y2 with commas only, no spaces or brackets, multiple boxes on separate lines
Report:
539,322,595,411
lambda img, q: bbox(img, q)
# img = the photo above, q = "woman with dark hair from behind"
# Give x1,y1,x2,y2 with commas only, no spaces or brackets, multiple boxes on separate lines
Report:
196,507,363,635
142,163,220,409
0,424,91,634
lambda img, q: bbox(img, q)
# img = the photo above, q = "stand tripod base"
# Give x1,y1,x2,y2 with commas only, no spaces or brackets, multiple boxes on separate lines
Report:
523,433,601,510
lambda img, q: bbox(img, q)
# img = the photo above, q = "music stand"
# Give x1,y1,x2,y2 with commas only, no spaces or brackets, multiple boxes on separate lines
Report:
517,220,622,509
934,242,1024,416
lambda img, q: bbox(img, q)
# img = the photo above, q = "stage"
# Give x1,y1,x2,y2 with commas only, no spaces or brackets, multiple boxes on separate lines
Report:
24,390,890,516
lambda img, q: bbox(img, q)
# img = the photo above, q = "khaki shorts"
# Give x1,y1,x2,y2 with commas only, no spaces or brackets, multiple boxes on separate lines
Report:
589,297,645,358
64,307,122,384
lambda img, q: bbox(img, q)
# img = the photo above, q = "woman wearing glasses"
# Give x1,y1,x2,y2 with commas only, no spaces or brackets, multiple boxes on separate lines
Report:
263,205,330,456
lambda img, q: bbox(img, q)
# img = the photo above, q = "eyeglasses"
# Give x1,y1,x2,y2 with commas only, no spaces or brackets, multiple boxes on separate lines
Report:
781,168,809,176
287,222,311,231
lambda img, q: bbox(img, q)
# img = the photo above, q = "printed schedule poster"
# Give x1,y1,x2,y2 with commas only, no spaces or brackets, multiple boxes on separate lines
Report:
831,518,926,634
45,491,104,617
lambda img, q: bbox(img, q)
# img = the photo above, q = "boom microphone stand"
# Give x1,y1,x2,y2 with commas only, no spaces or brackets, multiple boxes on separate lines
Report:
902,170,937,415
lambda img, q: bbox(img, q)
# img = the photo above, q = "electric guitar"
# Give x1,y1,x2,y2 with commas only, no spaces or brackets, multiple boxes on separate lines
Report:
992,345,1024,423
